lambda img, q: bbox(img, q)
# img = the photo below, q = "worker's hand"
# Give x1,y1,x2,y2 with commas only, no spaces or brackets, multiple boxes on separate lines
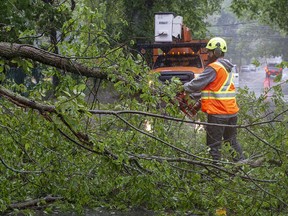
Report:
177,85,184,93
171,78,184,92
171,78,181,84
176,91,188,100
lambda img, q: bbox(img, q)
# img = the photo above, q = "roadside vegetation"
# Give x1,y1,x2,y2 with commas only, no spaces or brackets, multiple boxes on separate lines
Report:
0,0,288,215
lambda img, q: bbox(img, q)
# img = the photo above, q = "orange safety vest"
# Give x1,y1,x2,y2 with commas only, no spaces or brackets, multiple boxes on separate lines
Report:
201,61,239,115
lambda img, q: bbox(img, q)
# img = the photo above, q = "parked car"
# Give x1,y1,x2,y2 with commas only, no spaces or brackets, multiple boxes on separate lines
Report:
265,63,282,78
240,65,251,73
282,68,288,81
240,64,256,73
248,64,256,72
232,65,239,87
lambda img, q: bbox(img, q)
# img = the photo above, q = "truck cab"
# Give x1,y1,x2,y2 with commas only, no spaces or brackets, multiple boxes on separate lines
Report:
152,49,205,83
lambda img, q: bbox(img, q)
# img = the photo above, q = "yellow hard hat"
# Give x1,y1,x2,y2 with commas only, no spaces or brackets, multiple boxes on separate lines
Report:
206,37,227,53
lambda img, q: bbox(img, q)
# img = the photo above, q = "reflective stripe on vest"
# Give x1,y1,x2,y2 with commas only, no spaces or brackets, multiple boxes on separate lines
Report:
201,91,235,99
201,62,235,100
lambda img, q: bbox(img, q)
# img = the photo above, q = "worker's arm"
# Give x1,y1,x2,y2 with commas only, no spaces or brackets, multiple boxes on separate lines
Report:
183,66,216,93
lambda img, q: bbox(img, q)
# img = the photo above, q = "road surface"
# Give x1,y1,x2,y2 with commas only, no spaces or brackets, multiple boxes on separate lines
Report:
238,67,288,101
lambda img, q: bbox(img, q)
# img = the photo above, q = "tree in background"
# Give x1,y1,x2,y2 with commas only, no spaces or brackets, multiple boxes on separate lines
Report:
231,0,288,60
231,0,288,34
102,0,223,43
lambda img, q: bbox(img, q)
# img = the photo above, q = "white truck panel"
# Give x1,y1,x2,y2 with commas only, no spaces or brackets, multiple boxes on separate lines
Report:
154,13,174,42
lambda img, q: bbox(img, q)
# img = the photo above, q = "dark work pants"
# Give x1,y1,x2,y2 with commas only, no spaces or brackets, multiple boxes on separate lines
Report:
206,115,244,162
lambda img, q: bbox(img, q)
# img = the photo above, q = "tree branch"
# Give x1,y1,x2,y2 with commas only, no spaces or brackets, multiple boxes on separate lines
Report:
0,155,42,174
129,153,277,183
0,85,55,112
8,195,64,210
0,42,107,78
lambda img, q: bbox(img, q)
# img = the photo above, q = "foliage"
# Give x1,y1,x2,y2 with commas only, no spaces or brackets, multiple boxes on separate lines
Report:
230,0,288,60
0,0,73,43
207,0,288,65
0,0,288,215
101,0,224,43
231,0,288,34
1,82,288,215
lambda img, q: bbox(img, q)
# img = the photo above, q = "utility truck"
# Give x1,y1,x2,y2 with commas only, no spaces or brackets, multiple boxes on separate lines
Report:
138,12,208,118
139,12,208,84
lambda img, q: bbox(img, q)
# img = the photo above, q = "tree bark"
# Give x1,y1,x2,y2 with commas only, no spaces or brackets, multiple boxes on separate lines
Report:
0,85,55,112
0,42,107,79
8,195,63,210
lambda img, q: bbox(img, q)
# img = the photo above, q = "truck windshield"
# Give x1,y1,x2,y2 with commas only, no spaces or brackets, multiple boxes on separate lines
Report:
153,54,202,69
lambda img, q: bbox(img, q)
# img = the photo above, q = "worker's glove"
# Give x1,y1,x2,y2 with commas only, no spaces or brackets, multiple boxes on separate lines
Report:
171,78,184,93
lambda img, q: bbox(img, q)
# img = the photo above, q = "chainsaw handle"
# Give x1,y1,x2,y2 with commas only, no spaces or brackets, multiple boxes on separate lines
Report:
189,92,201,100
176,91,201,100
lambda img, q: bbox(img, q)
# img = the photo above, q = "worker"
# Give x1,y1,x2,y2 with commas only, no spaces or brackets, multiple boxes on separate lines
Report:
183,37,244,162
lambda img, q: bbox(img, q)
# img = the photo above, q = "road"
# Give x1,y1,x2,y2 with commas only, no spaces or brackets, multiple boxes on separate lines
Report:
238,67,288,101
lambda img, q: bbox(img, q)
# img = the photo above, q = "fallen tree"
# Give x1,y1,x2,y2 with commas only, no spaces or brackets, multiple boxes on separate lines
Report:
0,40,288,215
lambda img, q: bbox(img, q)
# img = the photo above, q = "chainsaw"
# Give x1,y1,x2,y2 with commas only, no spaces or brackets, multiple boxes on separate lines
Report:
173,92,201,119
